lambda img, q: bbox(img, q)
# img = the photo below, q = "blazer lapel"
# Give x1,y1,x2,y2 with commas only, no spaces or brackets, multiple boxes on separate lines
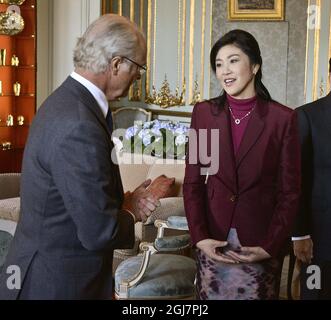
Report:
214,105,237,192
235,98,266,169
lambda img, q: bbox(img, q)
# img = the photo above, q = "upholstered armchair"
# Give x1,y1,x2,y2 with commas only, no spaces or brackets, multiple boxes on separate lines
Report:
0,173,20,232
112,107,152,130
112,197,186,274
114,216,196,299
0,173,20,268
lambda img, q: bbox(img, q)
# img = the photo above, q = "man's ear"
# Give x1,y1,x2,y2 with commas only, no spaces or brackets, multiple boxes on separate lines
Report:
110,56,122,75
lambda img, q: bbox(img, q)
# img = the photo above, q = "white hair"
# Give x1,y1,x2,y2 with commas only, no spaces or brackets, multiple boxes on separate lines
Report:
73,14,145,73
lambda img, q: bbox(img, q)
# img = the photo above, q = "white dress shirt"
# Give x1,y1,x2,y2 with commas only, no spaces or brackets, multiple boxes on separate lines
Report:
292,235,311,241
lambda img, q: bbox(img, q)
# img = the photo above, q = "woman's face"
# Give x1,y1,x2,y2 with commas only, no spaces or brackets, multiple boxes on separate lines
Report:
215,44,259,99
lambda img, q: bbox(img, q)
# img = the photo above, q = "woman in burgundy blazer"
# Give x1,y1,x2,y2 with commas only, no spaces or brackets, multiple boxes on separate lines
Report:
183,30,301,300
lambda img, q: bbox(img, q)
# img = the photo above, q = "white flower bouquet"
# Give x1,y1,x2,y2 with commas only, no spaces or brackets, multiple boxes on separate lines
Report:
114,120,189,159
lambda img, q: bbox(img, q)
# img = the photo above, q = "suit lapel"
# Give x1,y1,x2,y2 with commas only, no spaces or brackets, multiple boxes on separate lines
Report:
235,98,266,169
214,104,237,192
62,77,123,195
63,77,111,138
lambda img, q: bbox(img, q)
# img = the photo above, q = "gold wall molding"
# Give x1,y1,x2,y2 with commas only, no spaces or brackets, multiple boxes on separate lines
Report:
188,0,195,103
146,0,152,100
102,0,212,109
304,0,331,101
200,0,206,98
181,0,186,89
312,0,321,100
304,0,311,102
145,75,186,108
118,0,123,15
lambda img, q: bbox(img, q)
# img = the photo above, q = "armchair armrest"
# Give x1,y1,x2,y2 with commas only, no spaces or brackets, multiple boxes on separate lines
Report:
117,241,156,299
154,234,190,251
154,216,188,238
116,216,190,299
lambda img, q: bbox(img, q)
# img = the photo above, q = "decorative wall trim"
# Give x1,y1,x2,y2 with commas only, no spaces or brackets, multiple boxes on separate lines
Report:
104,0,211,112
146,0,152,98
36,0,53,108
304,0,311,102
208,0,212,99
118,0,122,15
305,0,330,102
188,0,195,103
200,0,206,98
181,0,186,89
312,0,321,100
48,0,54,99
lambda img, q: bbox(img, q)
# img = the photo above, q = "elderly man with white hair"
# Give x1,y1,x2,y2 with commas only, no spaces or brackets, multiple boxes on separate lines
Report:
0,14,159,300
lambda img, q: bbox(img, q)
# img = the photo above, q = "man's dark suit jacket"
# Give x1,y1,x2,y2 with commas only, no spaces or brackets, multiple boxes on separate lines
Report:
183,98,301,258
293,92,331,261
0,77,134,299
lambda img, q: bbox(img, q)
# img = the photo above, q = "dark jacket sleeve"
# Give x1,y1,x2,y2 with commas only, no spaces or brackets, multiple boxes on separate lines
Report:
51,120,134,251
260,111,301,257
292,108,313,237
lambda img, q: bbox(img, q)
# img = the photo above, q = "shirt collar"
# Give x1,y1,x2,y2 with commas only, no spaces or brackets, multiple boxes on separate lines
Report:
70,71,109,118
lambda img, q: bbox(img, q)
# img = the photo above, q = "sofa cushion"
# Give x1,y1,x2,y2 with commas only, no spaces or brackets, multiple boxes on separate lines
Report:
0,197,20,222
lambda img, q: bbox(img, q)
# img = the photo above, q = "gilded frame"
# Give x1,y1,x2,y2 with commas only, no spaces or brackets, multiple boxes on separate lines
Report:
228,0,285,21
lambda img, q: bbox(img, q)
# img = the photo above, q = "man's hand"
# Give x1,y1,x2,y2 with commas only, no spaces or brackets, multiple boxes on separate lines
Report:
147,175,175,199
196,239,238,264
293,238,313,264
225,246,271,263
122,179,161,223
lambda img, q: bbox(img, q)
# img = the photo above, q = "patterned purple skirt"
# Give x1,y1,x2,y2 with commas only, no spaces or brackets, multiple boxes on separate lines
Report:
196,229,282,300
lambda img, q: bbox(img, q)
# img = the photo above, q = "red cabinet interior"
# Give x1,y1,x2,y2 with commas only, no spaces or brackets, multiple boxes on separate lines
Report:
0,0,36,173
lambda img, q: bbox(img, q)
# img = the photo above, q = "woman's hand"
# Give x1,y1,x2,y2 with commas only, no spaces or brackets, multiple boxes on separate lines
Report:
196,239,238,264
225,246,271,263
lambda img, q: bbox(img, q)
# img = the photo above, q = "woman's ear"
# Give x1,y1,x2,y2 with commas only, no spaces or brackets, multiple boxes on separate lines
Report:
253,64,260,75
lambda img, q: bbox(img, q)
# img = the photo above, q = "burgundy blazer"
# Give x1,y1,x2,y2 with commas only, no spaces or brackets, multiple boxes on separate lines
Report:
183,98,301,257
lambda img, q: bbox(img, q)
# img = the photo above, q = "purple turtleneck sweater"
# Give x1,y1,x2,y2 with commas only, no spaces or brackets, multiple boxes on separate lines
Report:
226,94,257,154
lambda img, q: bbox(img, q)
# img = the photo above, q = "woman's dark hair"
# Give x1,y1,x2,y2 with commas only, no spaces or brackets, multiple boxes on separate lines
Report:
210,29,272,108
